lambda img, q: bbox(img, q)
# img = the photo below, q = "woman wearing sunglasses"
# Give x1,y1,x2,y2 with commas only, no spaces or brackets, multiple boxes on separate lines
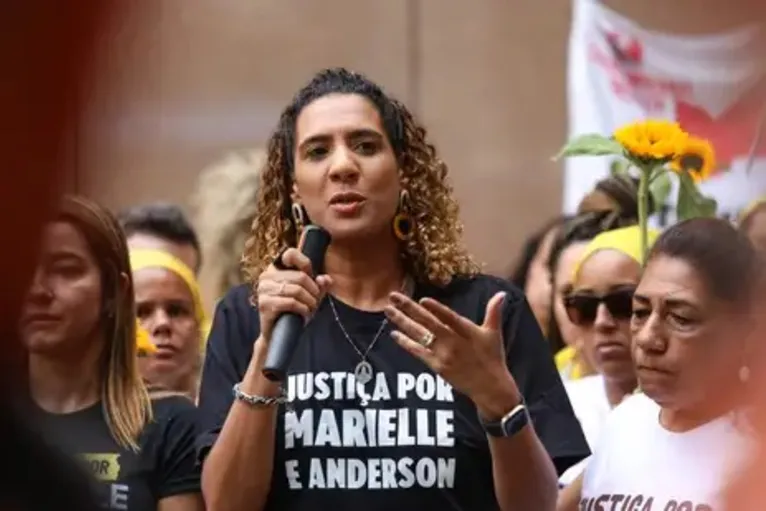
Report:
547,211,637,381
558,218,760,511
558,225,657,485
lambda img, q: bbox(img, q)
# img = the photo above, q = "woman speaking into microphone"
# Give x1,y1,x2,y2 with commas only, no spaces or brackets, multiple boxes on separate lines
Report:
197,67,589,511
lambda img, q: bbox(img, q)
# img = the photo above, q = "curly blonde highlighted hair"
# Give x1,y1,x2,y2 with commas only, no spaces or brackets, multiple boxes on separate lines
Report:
242,68,479,287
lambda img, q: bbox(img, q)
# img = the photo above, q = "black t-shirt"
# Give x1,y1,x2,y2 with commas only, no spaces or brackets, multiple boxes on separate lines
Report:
31,395,202,511
198,275,590,510
0,406,101,511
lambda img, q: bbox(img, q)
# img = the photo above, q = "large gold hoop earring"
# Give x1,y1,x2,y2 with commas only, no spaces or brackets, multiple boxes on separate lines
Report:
393,190,413,241
291,202,306,230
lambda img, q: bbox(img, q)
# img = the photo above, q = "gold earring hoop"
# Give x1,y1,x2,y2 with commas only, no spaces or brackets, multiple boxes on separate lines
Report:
393,190,413,241
291,202,306,230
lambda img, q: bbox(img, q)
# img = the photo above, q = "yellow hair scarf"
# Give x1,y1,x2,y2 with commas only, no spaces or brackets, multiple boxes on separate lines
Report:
572,225,661,284
130,249,210,347
555,225,660,380
555,347,587,380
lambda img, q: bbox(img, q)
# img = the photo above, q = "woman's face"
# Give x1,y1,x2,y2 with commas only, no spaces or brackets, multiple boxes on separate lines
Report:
134,267,200,392
631,255,745,411
20,221,103,356
292,93,401,243
524,227,558,334
569,250,641,382
552,242,588,348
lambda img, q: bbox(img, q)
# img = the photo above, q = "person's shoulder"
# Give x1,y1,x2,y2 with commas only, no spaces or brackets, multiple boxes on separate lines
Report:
141,395,201,450
564,375,610,423
429,273,526,305
564,374,605,402
609,392,657,424
149,394,200,422
140,395,201,494
209,283,260,349
218,283,255,313
592,392,658,454
426,274,527,322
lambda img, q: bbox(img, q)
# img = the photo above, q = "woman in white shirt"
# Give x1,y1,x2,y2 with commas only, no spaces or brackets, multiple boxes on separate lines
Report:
558,225,658,485
558,217,760,510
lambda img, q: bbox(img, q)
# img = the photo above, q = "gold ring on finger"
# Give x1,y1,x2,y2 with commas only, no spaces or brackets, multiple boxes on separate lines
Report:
419,330,435,348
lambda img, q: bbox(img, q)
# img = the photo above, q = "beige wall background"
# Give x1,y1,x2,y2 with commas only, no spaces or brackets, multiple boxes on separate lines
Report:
77,0,570,277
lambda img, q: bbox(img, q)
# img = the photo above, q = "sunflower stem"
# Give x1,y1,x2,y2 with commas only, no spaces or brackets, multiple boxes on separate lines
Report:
637,166,651,262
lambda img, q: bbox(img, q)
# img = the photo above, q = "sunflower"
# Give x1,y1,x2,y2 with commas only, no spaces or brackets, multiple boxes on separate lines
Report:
613,120,689,161
136,321,156,356
670,136,716,183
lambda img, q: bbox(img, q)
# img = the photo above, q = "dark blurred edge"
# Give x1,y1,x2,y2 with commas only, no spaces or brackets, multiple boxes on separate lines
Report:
0,2,118,510
0,1,115,391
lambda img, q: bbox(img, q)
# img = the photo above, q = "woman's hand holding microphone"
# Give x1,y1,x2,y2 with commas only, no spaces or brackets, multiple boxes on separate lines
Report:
256,248,333,342
242,247,333,396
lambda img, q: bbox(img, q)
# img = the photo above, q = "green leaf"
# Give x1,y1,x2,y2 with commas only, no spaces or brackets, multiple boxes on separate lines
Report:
676,172,718,220
648,169,672,213
696,194,718,218
609,159,631,177
554,134,624,160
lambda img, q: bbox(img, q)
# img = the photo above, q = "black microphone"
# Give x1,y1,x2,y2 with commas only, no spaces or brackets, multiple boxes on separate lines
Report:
262,225,332,382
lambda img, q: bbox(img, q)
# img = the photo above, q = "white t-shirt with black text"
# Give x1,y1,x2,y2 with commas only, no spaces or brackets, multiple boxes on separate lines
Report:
559,374,611,486
581,393,752,510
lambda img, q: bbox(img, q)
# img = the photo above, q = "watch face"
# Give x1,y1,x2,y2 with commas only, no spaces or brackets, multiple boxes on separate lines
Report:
500,405,529,436
500,414,514,436
478,404,528,437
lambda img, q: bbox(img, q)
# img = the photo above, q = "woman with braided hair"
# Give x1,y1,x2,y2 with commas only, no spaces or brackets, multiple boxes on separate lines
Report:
197,68,589,511
577,173,656,217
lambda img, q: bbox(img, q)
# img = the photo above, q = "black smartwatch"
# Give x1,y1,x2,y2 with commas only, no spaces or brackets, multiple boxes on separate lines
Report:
479,401,530,438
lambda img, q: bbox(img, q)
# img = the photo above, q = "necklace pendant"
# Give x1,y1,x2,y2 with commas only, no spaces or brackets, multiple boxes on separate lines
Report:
354,360,373,386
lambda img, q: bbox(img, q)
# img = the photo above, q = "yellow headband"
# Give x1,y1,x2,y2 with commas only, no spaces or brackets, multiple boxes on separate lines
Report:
129,249,209,344
572,225,661,284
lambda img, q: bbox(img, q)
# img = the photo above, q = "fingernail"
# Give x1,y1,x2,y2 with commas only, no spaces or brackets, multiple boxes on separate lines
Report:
389,293,403,304
383,305,395,317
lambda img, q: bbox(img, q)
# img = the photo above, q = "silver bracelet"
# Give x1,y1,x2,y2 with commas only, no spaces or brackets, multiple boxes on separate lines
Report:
232,382,288,407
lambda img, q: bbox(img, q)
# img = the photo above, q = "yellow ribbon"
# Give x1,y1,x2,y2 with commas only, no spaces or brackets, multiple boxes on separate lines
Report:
136,320,156,355
555,346,585,380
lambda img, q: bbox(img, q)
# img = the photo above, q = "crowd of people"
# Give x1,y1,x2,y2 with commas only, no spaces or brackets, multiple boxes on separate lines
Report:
11,66,766,511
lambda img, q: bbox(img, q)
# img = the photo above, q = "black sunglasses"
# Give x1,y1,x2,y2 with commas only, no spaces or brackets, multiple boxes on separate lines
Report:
563,288,635,325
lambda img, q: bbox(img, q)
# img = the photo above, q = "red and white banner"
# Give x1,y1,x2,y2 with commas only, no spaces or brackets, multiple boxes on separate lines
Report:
564,0,766,224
